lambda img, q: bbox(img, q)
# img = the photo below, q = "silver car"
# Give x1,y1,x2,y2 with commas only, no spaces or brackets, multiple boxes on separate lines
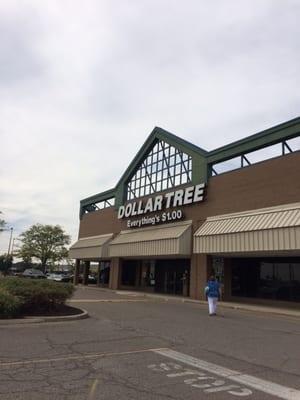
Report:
46,272,72,283
22,269,46,279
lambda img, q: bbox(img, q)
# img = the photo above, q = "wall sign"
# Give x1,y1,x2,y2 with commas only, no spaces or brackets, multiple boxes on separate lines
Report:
118,183,205,228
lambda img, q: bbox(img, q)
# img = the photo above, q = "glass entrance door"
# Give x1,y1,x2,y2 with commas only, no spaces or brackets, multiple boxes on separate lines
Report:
165,270,176,294
155,259,190,296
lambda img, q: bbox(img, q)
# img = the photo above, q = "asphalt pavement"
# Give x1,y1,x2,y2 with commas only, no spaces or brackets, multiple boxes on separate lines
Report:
0,286,300,400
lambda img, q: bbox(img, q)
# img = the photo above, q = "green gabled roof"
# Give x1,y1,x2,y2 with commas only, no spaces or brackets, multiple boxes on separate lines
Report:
80,116,300,216
116,126,208,187
81,126,206,201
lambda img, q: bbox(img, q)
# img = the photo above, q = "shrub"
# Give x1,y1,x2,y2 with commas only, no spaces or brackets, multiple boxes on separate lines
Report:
0,288,22,318
0,277,74,315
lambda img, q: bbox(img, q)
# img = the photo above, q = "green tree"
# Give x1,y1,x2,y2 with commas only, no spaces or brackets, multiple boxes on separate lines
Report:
0,211,6,232
0,254,13,275
17,224,71,272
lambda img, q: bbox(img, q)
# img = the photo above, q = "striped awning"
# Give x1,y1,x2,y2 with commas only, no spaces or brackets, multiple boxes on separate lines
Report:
194,203,300,254
69,233,113,260
109,221,192,257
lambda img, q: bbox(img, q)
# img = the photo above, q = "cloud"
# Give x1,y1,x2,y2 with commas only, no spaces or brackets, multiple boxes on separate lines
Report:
0,5,45,87
0,0,300,254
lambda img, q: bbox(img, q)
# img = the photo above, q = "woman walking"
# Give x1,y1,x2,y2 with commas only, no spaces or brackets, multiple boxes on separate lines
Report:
205,275,221,316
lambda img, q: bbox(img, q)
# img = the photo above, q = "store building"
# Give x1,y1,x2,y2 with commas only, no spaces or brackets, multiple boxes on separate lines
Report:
70,117,300,305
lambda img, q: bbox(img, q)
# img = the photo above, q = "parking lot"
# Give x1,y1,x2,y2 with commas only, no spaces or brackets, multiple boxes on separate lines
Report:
1,287,300,399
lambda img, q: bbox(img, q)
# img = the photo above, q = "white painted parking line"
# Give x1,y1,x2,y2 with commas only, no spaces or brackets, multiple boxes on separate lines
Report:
153,349,300,400
148,361,252,396
0,347,166,368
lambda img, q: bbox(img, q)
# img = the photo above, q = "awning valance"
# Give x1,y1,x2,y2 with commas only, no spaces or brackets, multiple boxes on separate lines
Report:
109,221,192,257
194,203,300,254
69,233,113,260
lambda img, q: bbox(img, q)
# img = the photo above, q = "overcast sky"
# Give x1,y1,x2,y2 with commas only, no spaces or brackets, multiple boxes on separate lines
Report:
1,0,300,255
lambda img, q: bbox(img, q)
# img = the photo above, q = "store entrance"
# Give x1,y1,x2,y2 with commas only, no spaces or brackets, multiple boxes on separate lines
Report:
120,259,190,296
155,259,190,296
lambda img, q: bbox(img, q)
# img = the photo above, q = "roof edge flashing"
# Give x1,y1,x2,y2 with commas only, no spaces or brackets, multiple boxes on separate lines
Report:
207,117,300,163
80,188,116,206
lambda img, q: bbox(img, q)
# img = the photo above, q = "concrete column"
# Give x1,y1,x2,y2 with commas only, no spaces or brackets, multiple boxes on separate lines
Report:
73,259,80,285
83,261,90,285
190,254,211,300
109,258,121,290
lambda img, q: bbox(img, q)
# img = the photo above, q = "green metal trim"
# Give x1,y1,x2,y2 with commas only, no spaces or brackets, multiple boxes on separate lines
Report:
80,188,116,219
80,188,116,207
155,127,207,155
207,117,300,164
115,184,125,208
192,157,208,184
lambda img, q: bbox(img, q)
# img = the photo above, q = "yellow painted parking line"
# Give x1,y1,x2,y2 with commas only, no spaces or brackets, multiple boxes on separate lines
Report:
88,378,99,400
0,347,168,368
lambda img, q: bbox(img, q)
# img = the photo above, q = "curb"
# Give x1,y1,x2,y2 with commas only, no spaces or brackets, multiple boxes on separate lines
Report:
153,296,300,318
0,308,89,325
74,286,300,319
114,291,300,319
216,303,300,318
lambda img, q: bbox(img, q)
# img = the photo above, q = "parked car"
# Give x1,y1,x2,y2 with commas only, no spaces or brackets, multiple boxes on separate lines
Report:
88,274,97,284
46,272,72,283
78,273,97,284
22,269,46,279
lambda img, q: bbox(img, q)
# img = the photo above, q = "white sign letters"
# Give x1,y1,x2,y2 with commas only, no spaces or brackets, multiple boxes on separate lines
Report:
118,183,205,225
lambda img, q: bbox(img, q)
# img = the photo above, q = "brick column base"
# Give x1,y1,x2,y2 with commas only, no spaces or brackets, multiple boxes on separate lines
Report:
109,258,121,290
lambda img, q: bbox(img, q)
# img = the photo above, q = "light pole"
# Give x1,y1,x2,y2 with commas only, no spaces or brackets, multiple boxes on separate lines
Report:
11,237,18,255
7,227,13,256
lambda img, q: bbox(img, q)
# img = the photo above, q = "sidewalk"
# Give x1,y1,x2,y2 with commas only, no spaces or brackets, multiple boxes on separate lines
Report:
77,285,300,319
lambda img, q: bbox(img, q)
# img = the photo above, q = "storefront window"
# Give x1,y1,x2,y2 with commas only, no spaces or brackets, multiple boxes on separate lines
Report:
212,257,224,284
260,262,274,280
232,258,300,302
275,263,291,281
121,260,138,286
259,262,300,300
99,261,110,285
292,263,300,281
141,260,156,287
